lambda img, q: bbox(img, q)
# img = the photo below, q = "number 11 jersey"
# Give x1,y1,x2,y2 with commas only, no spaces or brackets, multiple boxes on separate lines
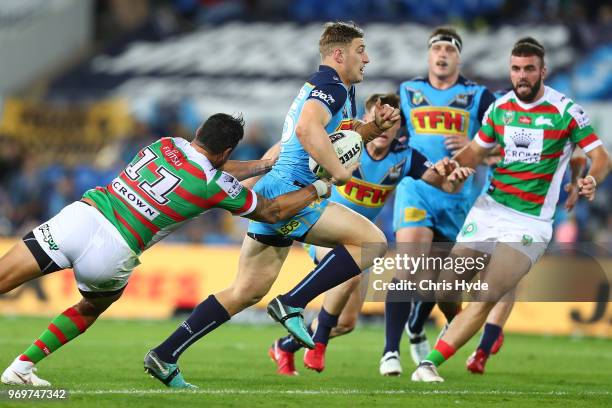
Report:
83,137,257,253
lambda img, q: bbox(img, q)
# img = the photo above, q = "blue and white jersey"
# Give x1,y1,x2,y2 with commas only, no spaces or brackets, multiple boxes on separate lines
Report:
331,139,430,221
271,65,356,186
399,76,495,201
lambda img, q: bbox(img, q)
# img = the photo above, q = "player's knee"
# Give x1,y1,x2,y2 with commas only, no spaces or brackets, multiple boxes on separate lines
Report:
0,272,23,294
230,284,268,308
76,294,121,317
335,317,357,336
468,301,496,319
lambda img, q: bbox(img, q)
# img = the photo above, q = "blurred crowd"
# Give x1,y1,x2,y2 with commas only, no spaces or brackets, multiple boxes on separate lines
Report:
95,0,612,39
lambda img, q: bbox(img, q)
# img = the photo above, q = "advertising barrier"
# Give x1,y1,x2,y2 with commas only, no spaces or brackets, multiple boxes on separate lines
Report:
0,239,609,337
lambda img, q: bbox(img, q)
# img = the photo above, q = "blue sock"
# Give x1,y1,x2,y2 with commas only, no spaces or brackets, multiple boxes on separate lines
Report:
278,325,314,353
383,279,412,354
280,246,360,309
153,295,230,363
478,323,502,355
312,308,339,345
407,301,436,335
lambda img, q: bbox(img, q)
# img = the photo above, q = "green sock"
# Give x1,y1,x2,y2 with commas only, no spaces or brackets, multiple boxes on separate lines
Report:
19,307,90,364
424,340,456,367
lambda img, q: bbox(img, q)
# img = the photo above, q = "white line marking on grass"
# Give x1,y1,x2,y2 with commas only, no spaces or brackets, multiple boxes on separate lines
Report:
69,389,612,396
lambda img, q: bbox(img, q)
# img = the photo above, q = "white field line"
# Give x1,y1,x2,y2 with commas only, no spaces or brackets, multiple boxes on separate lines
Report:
66,389,611,396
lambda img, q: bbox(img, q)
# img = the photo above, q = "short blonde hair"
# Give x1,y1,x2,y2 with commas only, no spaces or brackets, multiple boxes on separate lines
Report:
319,21,364,57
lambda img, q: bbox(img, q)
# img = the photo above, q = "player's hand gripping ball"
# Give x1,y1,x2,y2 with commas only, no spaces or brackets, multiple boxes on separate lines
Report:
309,130,363,179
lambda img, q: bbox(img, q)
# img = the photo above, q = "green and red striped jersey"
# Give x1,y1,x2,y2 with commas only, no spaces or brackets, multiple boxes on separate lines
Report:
82,137,257,253
475,86,601,220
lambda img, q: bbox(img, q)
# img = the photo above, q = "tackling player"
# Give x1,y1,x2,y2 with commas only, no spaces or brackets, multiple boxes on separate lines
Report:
268,93,474,375
0,113,331,387
412,37,610,382
381,26,496,375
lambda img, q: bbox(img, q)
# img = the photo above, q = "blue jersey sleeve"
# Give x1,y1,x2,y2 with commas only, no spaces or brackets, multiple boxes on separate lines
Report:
306,83,348,117
477,88,496,122
405,149,431,180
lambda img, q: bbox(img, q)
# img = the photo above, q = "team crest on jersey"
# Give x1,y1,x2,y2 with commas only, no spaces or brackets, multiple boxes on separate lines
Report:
534,116,553,127
386,162,403,182
450,93,473,108
410,107,469,137
503,111,515,125
412,91,424,105
503,126,544,164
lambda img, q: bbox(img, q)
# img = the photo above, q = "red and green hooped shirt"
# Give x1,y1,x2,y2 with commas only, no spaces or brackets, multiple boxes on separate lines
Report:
83,137,257,253
475,86,601,220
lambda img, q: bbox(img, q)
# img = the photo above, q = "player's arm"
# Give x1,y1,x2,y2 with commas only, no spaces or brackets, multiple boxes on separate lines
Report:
222,142,280,182
403,149,474,193
577,145,610,201
421,158,475,193
245,180,331,224
353,99,401,144
240,142,281,189
566,103,610,201
297,100,351,184
452,139,493,169
564,149,586,210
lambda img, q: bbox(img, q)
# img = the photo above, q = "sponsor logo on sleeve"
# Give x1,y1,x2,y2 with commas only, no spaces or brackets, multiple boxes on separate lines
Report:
217,172,243,199
310,89,336,106
567,104,591,129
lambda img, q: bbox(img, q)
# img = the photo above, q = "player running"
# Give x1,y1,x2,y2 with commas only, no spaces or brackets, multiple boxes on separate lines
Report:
268,93,474,375
143,22,471,388
380,26,496,375
465,147,586,375
0,113,331,387
411,37,610,383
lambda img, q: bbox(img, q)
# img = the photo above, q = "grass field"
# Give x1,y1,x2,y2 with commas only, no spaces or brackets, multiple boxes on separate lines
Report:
0,316,610,407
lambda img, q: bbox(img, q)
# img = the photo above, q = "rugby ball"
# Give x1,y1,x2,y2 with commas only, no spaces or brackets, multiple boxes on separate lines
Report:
309,130,363,179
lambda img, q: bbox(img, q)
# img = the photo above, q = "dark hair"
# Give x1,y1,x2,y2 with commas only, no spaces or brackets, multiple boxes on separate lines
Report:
195,113,245,154
511,37,545,64
428,26,462,53
319,21,364,57
364,93,400,111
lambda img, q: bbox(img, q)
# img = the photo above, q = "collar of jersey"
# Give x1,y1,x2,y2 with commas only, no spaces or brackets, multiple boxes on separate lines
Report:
425,74,468,89
511,86,550,110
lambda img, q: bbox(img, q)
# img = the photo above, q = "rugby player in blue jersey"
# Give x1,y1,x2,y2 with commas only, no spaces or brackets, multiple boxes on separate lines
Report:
380,26,496,376
268,92,476,375
142,22,474,387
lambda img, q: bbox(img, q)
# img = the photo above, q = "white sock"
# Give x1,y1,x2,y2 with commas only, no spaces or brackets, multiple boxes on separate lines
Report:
10,358,34,374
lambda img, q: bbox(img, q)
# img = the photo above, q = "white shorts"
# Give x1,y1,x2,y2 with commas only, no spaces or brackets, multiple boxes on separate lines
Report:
31,201,140,294
456,195,552,265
